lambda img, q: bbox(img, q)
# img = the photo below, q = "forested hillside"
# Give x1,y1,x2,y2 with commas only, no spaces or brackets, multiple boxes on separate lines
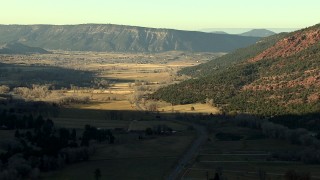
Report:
178,33,287,77
152,24,320,116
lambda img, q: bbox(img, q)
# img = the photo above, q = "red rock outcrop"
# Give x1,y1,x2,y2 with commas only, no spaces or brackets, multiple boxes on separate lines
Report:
249,29,320,62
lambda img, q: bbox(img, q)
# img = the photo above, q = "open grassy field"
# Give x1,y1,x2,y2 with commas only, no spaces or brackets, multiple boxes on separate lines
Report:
71,100,134,111
0,51,221,179
44,158,176,180
53,107,192,130
1,50,222,115
182,124,320,180
158,102,220,114
42,130,195,180
69,99,220,114
37,106,196,179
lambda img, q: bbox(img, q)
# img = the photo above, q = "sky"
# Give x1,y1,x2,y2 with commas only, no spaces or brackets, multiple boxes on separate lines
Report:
1,0,319,33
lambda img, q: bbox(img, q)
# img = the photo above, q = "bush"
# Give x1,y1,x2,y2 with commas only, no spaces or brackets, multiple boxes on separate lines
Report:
0,85,10,94
13,85,50,99
56,96,90,106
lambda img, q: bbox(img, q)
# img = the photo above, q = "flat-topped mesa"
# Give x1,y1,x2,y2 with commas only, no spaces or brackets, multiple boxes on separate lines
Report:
249,29,320,62
0,24,260,53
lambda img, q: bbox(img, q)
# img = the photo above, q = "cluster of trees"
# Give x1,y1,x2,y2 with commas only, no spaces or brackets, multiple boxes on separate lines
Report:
268,113,320,132
55,96,90,106
0,154,40,180
0,85,10,94
129,86,144,106
0,111,49,130
260,122,319,147
145,124,173,136
0,112,114,179
145,102,158,112
92,78,110,89
80,125,115,146
1,83,92,107
13,85,50,100
236,116,320,164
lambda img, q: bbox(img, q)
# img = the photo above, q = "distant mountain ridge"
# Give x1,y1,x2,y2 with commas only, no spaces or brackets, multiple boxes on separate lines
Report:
0,42,50,54
0,24,260,53
240,29,276,37
209,29,276,37
201,28,278,37
210,31,228,34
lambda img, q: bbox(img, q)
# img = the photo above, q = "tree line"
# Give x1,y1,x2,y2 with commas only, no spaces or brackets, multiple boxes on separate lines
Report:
0,111,115,179
236,115,320,164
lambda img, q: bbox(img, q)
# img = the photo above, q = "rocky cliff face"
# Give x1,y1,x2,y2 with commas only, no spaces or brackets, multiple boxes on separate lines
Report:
250,28,320,62
0,24,260,52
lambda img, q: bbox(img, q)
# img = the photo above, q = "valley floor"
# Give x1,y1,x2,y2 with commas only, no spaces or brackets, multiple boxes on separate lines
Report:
0,51,220,179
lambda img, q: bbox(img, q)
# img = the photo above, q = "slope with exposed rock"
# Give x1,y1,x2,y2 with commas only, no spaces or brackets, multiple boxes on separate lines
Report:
178,33,287,77
152,24,320,116
249,28,320,62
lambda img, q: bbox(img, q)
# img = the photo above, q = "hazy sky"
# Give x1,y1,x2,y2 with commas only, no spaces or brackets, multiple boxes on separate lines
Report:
1,0,319,31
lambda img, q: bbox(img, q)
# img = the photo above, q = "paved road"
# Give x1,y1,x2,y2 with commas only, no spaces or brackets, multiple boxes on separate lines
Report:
167,123,208,180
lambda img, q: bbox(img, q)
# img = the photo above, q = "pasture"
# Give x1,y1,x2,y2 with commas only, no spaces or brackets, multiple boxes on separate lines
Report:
182,123,320,180
0,51,221,179
43,112,195,180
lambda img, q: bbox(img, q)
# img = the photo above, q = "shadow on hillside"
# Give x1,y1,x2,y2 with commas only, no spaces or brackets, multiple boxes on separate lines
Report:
0,62,96,88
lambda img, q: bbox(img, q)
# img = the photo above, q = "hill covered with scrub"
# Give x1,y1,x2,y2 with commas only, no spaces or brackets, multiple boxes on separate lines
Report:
152,23,320,116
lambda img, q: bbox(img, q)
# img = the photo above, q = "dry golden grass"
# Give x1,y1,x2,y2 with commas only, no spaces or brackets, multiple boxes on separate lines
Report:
71,100,220,114
71,100,135,111
159,103,220,114
104,71,170,82
1,51,219,113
